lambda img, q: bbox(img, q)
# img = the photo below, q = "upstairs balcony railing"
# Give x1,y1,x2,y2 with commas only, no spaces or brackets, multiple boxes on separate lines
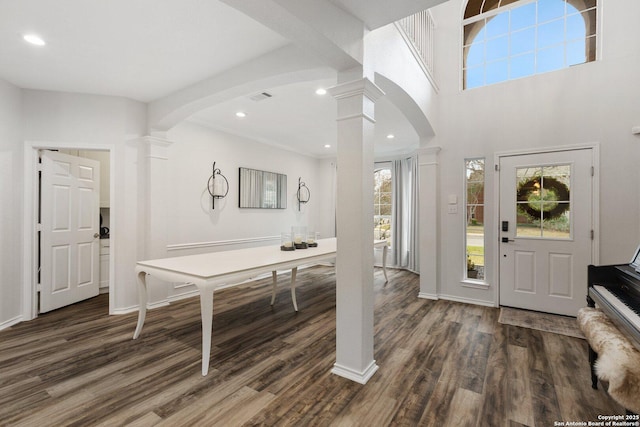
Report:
396,9,437,89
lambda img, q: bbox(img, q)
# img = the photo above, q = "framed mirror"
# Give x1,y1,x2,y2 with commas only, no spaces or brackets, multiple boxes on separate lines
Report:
239,167,287,209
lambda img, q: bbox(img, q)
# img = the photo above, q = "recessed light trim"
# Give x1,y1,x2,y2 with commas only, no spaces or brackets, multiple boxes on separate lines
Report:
235,111,247,118
315,88,327,96
324,144,331,148
386,134,395,139
24,34,45,46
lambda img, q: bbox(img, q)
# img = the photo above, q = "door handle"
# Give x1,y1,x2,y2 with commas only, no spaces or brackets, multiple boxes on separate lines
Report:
501,237,514,243
94,233,100,239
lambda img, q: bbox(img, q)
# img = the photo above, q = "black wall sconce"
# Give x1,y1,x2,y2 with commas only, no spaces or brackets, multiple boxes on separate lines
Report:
297,177,310,211
207,162,229,209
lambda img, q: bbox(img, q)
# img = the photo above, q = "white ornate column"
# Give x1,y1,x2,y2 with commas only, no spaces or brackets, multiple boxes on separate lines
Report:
418,146,441,299
139,135,174,307
328,77,384,384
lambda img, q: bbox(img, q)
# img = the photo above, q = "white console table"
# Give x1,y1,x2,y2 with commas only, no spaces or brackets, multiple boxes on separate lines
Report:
133,238,388,375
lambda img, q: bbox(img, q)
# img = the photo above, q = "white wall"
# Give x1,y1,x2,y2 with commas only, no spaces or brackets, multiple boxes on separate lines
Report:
21,90,147,313
0,78,23,327
429,0,640,304
166,120,329,248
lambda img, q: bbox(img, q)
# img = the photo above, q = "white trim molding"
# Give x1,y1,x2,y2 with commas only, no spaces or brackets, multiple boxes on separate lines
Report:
331,360,379,385
438,294,496,308
0,315,23,331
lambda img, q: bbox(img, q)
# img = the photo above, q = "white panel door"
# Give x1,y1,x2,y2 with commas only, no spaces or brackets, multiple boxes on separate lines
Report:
40,151,100,313
499,149,593,316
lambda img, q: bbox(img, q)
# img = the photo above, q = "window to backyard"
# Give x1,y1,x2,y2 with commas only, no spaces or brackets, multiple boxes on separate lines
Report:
374,168,392,245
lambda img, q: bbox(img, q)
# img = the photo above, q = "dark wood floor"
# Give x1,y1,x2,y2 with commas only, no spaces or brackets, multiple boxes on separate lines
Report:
0,267,624,426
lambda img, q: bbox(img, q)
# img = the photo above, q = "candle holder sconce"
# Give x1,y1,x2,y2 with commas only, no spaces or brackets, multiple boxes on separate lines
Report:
297,177,310,211
207,162,229,209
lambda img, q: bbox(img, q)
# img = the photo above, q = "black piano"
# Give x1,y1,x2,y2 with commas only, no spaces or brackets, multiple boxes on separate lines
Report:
587,256,640,352
586,246,640,412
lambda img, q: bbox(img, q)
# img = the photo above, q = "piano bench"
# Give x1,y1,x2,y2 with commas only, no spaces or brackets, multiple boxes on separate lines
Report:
578,307,640,414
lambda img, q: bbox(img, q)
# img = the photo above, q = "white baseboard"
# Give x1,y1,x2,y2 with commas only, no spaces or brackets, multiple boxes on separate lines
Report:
438,294,496,308
418,292,438,300
0,315,23,331
331,360,379,384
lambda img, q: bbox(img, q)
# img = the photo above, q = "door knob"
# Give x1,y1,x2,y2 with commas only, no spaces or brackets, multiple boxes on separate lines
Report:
94,233,100,238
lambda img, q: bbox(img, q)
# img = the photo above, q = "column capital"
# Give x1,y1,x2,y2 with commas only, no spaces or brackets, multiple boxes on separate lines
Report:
328,77,385,103
138,135,175,160
417,146,441,165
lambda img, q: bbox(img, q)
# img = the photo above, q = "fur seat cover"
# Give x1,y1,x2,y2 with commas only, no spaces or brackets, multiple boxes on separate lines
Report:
577,307,640,413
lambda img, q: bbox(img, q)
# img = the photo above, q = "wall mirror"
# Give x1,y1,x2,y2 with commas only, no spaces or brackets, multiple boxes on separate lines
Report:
239,167,287,209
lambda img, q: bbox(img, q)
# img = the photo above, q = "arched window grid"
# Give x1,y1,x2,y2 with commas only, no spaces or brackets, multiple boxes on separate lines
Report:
462,0,597,89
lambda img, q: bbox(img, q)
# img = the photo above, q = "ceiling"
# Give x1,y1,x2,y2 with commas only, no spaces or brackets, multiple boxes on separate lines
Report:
0,0,419,158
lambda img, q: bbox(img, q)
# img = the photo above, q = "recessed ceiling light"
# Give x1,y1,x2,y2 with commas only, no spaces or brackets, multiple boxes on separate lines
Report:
23,34,45,46
324,144,331,148
235,111,247,118
315,88,327,96
386,134,395,139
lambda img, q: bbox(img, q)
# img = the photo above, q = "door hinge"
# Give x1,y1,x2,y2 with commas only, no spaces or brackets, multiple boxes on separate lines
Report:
36,223,42,232
591,230,594,240
36,283,42,292
495,164,499,171
591,166,594,177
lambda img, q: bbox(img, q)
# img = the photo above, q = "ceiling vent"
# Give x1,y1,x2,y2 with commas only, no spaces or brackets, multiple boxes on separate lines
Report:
249,92,273,102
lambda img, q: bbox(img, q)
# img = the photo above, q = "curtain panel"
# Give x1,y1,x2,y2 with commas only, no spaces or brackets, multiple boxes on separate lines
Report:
391,156,420,272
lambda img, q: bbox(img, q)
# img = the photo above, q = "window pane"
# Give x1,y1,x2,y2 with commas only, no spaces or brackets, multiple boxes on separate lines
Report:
566,39,586,65
583,9,597,37
486,59,508,84
466,159,485,281
510,2,536,31
374,169,392,244
465,42,485,67
537,0,565,23
510,53,535,79
486,35,509,61
543,206,570,238
537,19,565,49
566,13,587,41
537,45,564,73
465,66,485,89
464,21,486,45
511,27,535,55
486,12,509,38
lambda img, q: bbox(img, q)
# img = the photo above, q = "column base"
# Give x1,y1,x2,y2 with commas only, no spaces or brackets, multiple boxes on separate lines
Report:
331,360,379,384
418,292,438,300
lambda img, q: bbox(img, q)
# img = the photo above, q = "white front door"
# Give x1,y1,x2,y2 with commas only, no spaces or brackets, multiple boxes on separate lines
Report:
499,149,594,316
40,151,101,313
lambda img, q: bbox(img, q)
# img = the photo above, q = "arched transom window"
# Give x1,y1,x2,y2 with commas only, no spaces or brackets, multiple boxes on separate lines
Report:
463,0,597,89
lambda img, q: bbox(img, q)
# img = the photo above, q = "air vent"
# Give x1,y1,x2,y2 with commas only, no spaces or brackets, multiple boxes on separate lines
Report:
249,92,273,102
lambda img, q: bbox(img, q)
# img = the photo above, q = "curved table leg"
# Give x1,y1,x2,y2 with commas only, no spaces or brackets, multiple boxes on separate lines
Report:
199,287,215,376
290,267,298,312
133,270,148,339
270,270,278,306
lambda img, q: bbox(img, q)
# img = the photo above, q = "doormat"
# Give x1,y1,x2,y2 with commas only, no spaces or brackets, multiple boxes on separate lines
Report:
499,306,585,339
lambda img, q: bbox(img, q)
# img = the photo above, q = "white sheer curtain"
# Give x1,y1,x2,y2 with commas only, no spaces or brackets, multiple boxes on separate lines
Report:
391,155,420,272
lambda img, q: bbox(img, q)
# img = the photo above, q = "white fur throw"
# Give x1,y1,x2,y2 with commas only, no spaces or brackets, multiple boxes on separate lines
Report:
577,307,640,413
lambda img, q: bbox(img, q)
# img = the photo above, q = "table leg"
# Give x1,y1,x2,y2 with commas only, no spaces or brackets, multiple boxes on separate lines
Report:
270,270,278,306
290,267,298,312
199,287,215,376
382,244,389,283
133,271,148,339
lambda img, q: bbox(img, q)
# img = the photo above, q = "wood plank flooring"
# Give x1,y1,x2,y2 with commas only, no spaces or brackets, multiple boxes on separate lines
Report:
0,267,625,426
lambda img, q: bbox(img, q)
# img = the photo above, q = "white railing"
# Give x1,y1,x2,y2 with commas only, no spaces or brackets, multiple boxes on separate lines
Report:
397,9,436,86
